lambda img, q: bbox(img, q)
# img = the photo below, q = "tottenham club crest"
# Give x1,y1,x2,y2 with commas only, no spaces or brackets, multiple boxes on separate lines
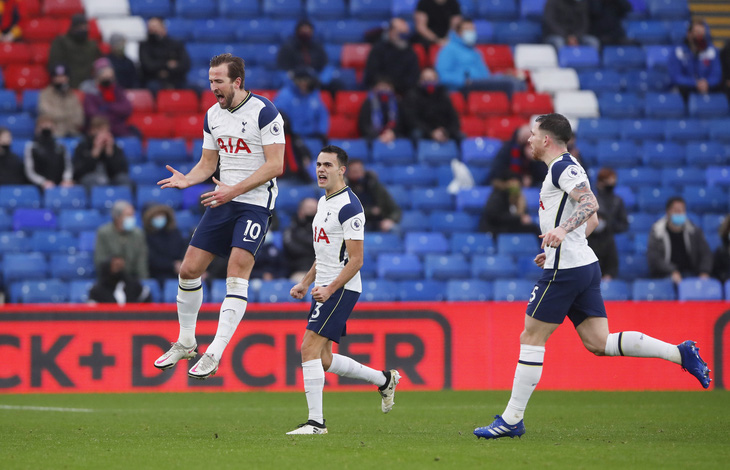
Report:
241,120,247,133
271,121,282,135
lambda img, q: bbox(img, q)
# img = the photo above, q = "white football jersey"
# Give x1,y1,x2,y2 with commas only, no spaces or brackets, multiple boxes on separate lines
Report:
538,153,598,270
202,92,285,209
312,186,365,293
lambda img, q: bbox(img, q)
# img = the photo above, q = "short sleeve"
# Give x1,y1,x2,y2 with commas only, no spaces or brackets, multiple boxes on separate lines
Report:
555,163,589,194
202,111,219,150
339,200,365,241
260,113,286,146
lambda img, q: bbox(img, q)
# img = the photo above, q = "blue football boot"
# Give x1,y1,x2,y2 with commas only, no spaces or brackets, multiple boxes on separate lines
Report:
474,415,526,439
678,340,711,389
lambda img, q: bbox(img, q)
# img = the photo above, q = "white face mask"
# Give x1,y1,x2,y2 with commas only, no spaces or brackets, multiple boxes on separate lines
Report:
461,30,477,46
122,215,136,231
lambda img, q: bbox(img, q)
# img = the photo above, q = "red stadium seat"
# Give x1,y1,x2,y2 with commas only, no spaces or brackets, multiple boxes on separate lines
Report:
128,113,175,139
412,43,429,69
467,91,510,117
341,43,372,71
43,0,84,17
334,91,367,117
251,89,276,102
18,0,41,17
450,91,466,115
511,92,553,117
328,115,359,138
485,115,529,141
320,90,333,113
157,90,199,114
0,43,32,66
173,115,204,140
3,65,49,90
461,116,487,137
29,42,51,65
125,89,155,113
199,90,216,111
19,18,65,42
428,44,443,67
477,45,514,73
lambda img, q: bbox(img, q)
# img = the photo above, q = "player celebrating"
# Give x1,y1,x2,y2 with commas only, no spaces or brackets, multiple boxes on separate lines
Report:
286,146,400,435
153,53,285,379
474,114,711,440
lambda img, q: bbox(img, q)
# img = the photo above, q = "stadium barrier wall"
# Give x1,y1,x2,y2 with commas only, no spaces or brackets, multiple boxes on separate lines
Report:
0,302,728,393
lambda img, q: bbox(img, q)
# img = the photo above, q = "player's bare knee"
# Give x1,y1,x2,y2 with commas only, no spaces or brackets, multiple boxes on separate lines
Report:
585,341,605,356
179,262,203,280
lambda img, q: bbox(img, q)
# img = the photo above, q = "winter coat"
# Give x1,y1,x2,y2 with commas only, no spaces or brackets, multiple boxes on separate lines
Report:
435,31,490,89
647,216,712,278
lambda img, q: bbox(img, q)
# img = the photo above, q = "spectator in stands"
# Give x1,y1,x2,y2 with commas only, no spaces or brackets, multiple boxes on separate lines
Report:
139,17,191,92
712,215,730,283
0,127,26,185
489,125,546,188
402,67,462,143
647,196,712,284
0,0,21,42
94,200,148,280
143,204,186,286
669,18,723,101
38,64,85,137
73,116,130,188
277,19,328,76
479,175,540,236
273,67,329,142
587,168,628,280
364,18,420,96
82,58,133,137
543,0,601,50
279,112,313,183
358,77,405,143
435,19,489,90
24,115,73,190
347,159,401,233
588,0,636,46
414,0,462,49
89,255,151,305
49,14,101,88
107,33,139,90
283,197,318,282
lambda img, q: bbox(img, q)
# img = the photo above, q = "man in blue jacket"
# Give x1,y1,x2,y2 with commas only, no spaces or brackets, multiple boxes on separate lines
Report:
669,19,722,100
274,67,329,143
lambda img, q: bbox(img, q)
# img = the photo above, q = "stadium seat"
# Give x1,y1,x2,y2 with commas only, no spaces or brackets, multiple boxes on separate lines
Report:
0,210,10,231
307,0,346,19
708,119,730,143
598,92,643,118
429,211,479,233
516,254,544,280
688,93,729,118
3,253,48,282
628,212,659,232
497,233,540,256
531,68,579,93
682,186,728,214
259,279,300,303
511,92,553,117
554,91,599,118
58,209,107,233
461,137,502,167
12,209,56,231
661,168,706,190
494,20,541,44
0,90,17,113
494,279,533,301
359,279,398,302
116,136,144,163
425,254,471,280
30,231,79,254
364,233,403,256
405,232,449,255
467,92,510,117
644,92,685,118
174,0,218,17
642,141,685,168
157,90,199,114
637,186,679,212
339,43,371,72
476,45,515,72
461,116,487,138
69,280,95,303
320,19,382,44
14,280,68,303
334,91,368,118
50,253,95,280
576,118,620,140
17,18,65,42
416,139,459,165
193,19,239,43
399,210,431,232
677,277,723,301
625,20,670,44
619,119,666,141
473,20,495,43
471,254,517,280
649,0,689,19
130,163,173,185
601,280,631,301
0,185,41,209
451,232,495,256
90,186,133,211
595,140,640,168
625,69,672,93
397,280,446,301
619,254,649,280
485,116,529,141
146,139,189,163
558,46,600,69
377,254,423,280
328,139,369,161
478,0,518,19
446,279,493,301
0,43,32,66
128,113,175,139
513,43,557,70
395,165,438,188
456,187,492,213
125,89,155,113
371,139,415,165
410,188,454,211
129,0,172,17
392,0,418,17
706,166,730,188
0,231,29,254
663,119,708,142
644,45,673,70
632,278,676,300
602,46,646,69
0,113,36,139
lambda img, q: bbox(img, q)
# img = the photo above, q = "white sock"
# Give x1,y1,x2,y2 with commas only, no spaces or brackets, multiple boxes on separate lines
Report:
502,344,545,425
206,277,248,360
177,276,202,347
326,354,387,387
303,359,325,425
604,332,681,364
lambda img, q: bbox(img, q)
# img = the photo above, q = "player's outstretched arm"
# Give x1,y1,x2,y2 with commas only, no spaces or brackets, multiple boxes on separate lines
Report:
311,239,363,303
540,182,599,249
158,149,219,189
291,261,317,300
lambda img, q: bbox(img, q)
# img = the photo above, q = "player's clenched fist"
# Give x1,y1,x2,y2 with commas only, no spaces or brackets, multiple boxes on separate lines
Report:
290,283,308,300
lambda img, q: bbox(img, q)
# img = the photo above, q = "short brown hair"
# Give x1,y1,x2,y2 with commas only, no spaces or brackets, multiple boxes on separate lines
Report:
535,113,573,145
210,53,245,89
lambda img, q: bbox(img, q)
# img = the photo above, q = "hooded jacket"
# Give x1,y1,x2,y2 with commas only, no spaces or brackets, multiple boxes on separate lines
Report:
435,31,490,89
647,216,712,278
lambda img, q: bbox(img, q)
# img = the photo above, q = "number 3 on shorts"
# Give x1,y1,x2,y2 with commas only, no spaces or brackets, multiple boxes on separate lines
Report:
311,302,322,319
529,285,539,303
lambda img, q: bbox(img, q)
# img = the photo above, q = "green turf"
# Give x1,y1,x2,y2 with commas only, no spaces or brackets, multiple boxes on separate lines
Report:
1,391,728,469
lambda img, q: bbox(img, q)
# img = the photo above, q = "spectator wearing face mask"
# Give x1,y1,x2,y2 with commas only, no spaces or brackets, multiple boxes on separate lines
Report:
139,17,190,92
48,14,101,88
107,33,139,90
358,77,405,143
647,196,712,284
273,67,329,142
142,204,186,286
82,58,133,137
94,200,149,281
669,18,722,101
73,116,131,188
277,19,328,76
364,18,420,96
0,127,27,185
402,67,462,142
479,175,540,237
283,197,318,282
24,115,74,190
543,0,601,51
38,64,84,137
346,159,401,232
587,167,628,280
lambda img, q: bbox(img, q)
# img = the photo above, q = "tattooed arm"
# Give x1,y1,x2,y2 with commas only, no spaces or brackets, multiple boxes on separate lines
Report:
540,182,600,249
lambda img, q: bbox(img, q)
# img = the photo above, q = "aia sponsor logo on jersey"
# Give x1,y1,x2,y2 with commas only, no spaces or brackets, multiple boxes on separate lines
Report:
313,226,330,244
539,199,545,211
217,137,252,154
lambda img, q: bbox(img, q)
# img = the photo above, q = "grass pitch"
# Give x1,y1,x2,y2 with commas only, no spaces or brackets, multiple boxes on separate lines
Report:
1,391,728,469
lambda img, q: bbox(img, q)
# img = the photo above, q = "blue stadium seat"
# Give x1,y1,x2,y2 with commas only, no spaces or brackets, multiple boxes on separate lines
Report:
364,233,403,256
473,20,495,43
478,0,518,19
461,137,502,167
678,277,723,301
3,253,47,282
21,90,40,115
58,209,107,233
493,20,541,44
701,213,726,237
361,279,399,302
129,0,172,17
165,18,195,41
350,0,391,19
682,186,728,214
275,184,319,212
259,279,300,303
451,232,494,256
235,18,287,43
307,0,346,19
0,89,17,112
136,185,184,210
140,279,162,303
392,0,417,17
644,92,685,118
0,231,29,253
497,233,540,256
471,254,517,280
637,186,679,212
632,278,676,300
399,211,431,232
50,253,95,280
30,231,78,254
725,280,730,301
446,279,493,301
689,93,729,119
576,118,620,140
0,113,34,139
69,280,95,303
619,254,649,280
619,119,665,141
186,43,218,68
644,45,673,70
642,141,685,168
602,46,646,69
521,0,547,20
147,138,188,163
663,119,708,142
628,212,658,232
633,231,649,254
14,280,68,303
425,254,470,280
516,255,543,280
601,279,631,300
558,46,600,69
387,185,410,210
397,280,446,301
614,186,636,211
329,139,369,161
112,136,142,164
598,92,643,118
0,210,10,231
0,185,41,209
708,119,730,143
417,139,459,165
622,69,672,92
12,209,56,231
661,168,706,190
192,19,238,43
319,19,381,44
377,254,423,280
78,231,96,252
595,140,640,168
175,0,217,18
456,187,492,213
578,70,622,93
372,139,415,165
648,0,689,20
411,188,454,211
625,20,670,44
706,166,730,188
405,232,449,255
219,0,261,17
614,233,634,254
90,186,133,211
429,211,478,233
393,165,438,187
494,279,533,301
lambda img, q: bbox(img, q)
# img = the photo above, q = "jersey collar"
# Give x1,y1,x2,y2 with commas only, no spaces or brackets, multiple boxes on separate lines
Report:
547,152,571,168
227,91,251,113
325,185,349,200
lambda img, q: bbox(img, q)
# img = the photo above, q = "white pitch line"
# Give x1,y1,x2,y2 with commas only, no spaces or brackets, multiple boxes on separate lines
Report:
0,405,94,413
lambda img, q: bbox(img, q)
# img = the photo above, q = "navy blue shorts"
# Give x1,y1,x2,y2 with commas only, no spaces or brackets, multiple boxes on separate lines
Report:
525,262,607,327
306,288,360,343
189,201,271,259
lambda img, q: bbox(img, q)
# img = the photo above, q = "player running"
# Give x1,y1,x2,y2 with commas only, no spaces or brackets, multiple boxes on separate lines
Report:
474,113,711,440
153,53,285,379
286,145,400,435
